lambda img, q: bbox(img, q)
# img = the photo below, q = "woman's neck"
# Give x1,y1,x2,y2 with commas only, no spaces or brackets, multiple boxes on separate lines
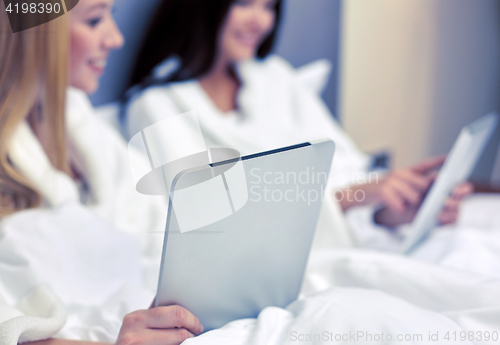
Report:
199,59,240,113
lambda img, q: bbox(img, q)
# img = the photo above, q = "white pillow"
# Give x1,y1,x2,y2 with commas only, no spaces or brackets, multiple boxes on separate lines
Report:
295,58,333,95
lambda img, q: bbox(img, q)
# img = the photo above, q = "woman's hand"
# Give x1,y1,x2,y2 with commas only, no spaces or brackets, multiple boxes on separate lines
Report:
373,182,474,228
338,155,474,228
437,182,474,225
116,306,203,345
370,156,445,214
339,156,444,212
25,306,203,345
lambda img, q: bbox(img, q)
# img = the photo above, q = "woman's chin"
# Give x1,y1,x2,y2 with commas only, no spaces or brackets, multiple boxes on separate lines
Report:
225,48,258,63
240,51,257,61
71,80,99,95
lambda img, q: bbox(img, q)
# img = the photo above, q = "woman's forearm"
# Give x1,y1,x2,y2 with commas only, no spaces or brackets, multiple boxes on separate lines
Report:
337,182,380,211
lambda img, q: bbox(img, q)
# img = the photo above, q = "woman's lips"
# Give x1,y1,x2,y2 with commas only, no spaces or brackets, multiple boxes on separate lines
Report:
235,32,261,47
88,59,107,75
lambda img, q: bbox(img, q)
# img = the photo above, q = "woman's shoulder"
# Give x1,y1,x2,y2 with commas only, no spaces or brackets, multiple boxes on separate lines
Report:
238,55,295,81
126,80,200,138
127,81,195,121
131,79,198,105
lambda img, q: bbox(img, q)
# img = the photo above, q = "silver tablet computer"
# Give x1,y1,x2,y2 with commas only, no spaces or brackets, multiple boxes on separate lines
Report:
402,112,498,253
155,139,335,331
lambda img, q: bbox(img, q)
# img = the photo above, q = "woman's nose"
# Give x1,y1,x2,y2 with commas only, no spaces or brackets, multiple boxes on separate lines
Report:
104,19,124,50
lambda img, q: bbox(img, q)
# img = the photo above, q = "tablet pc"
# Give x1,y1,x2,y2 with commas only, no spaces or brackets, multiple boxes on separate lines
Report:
155,139,335,331
402,113,498,253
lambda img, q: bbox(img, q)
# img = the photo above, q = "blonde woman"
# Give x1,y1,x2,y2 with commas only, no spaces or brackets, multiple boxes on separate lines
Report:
0,1,203,344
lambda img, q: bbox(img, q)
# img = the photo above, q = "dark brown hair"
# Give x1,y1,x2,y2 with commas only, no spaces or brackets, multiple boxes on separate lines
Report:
127,0,282,89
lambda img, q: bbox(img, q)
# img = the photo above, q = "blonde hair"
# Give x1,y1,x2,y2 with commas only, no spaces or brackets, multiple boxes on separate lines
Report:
0,6,70,217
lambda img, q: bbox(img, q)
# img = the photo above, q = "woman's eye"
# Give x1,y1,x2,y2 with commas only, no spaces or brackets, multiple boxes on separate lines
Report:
86,17,102,28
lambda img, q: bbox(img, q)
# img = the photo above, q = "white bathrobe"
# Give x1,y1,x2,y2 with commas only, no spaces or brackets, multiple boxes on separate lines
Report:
0,88,167,343
126,56,370,190
126,55,378,249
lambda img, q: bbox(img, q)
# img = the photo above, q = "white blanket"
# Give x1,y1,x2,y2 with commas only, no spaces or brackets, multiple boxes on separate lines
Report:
412,194,500,279
184,288,480,345
185,216,500,345
1,198,500,344
183,249,500,344
346,194,500,279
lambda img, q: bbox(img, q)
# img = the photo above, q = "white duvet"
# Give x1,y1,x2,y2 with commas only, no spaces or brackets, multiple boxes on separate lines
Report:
188,194,500,344
1,196,500,345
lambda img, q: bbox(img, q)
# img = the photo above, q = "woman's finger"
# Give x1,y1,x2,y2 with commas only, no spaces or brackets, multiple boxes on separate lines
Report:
451,182,474,199
145,306,203,335
379,186,406,213
147,328,196,345
386,178,422,205
426,170,439,183
442,197,460,211
119,328,196,345
438,209,458,225
411,155,446,174
393,169,431,191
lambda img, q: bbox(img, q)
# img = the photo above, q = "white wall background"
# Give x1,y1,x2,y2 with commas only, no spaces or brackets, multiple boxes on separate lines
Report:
339,0,500,184
274,0,342,115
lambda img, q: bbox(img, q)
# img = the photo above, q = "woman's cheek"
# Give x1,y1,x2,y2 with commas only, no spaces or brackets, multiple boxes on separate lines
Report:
263,12,275,35
69,28,97,92
70,29,86,82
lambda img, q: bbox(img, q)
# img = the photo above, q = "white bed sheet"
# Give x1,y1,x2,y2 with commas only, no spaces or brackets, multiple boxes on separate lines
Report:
184,247,500,345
